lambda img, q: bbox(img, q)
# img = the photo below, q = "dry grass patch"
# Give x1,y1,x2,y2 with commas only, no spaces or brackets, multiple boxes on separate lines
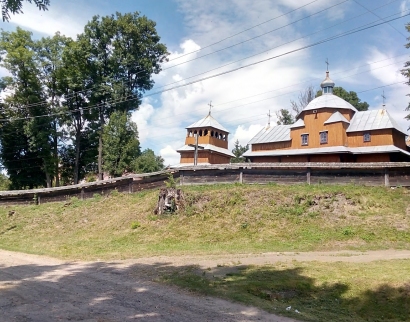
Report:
0,184,409,260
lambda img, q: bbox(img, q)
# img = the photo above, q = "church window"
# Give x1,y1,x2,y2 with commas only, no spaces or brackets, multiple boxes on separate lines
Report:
363,132,371,142
211,130,214,137
320,131,328,144
301,134,309,146
204,129,208,136
215,131,219,139
199,130,203,136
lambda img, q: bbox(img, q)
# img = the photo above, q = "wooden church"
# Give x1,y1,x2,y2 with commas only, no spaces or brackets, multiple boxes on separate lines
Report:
243,71,410,163
177,111,234,165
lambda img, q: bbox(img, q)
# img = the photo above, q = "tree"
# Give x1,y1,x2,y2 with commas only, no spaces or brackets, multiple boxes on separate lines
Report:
133,149,164,173
0,27,54,188
102,111,140,177
231,140,248,163
79,12,168,180
1,0,50,21
316,87,369,111
291,85,315,115
276,109,295,125
402,28,410,125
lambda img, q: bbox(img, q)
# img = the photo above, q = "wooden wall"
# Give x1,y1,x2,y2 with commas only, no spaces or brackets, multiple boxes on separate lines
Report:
347,129,393,147
252,141,291,151
356,154,390,162
290,108,352,149
2,164,410,204
179,151,230,164
185,135,228,149
392,129,408,150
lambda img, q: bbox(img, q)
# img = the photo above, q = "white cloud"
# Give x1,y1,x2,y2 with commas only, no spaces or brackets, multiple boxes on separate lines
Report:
230,124,264,147
160,145,180,166
8,5,85,38
131,101,155,144
401,0,410,16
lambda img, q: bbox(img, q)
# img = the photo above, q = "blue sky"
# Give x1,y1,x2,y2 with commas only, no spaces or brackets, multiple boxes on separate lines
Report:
2,0,410,165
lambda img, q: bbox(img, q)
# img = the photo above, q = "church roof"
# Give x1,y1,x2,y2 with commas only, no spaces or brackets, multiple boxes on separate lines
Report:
177,144,234,157
243,145,410,158
302,94,358,113
289,118,305,128
248,125,291,144
186,113,229,133
324,111,350,125
347,109,407,135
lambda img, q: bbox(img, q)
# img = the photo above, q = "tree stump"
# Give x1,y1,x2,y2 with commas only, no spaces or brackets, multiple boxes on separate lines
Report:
154,188,184,215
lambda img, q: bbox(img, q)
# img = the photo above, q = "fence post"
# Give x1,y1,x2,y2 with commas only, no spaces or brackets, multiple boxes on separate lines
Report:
384,168,390,187
128,179,133,193
81,187,85,200
239,170,243,184
180,171,184,186
307,167,311,185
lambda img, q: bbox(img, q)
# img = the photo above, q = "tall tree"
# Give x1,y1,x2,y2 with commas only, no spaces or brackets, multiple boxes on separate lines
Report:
102,111,140,177
35,32,72,186
231,140,248,163
291,85,315,115
1,0,50,21
0,27,53,188
276,109,295,125
79,12,168,180
133,148,164,173
316,87,369,111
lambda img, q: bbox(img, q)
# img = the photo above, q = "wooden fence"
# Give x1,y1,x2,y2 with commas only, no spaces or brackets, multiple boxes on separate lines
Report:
1,162,410,205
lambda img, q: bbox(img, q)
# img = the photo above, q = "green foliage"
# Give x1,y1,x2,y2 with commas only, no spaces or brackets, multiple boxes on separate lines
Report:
102,111,140,177
316,87,369,111
131,221,141,229
276,109,295,125
0,173,10,190
231,140,248,163
164,172,178,188
1,0,50,22
133,148,164,173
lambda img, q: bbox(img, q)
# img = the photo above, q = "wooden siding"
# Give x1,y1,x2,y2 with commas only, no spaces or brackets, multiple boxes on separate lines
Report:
356,153,390,162
249,156,281,162
392,129,407,150
185,135,228,149
252,141,291,151
309,154,340,162
290,108,350,149
310,169,384,186
242,169,306,184
347,129,393,147
284,155,309,162
180,151,230,164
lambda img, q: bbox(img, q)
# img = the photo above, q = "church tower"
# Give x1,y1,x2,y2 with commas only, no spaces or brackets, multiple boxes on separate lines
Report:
177,108,234,165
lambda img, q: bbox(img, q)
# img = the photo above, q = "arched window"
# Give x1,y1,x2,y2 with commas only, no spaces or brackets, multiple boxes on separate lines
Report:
199,130,203,136
204,129,208,136
215,131,219,139
211,130,214,137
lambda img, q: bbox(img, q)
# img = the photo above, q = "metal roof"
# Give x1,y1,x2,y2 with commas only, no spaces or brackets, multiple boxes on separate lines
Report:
248,125,291,144
186,113,229,133
289,118,305,128
243,145,410,157
324,111,350,125
346,109,407,135
303,94,358,113
177,144,235,157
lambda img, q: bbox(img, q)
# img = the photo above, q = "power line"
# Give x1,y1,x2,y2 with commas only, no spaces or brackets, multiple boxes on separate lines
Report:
166,0,322,63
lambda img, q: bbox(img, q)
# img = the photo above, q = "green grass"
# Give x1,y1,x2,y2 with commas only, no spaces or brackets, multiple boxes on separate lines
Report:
160,260,410,322
0,184,409,260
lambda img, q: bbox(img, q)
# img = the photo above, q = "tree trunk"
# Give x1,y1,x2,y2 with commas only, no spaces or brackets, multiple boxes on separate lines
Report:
53,122,60,187
154,188,184,215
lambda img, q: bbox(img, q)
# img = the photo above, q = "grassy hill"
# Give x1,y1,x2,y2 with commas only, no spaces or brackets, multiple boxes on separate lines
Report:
1,183,409,260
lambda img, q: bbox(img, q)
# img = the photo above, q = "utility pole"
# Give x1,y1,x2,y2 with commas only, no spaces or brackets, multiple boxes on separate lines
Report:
188,133,204,166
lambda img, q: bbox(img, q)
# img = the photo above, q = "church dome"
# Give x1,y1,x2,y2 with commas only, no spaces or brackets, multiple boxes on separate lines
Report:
301,70,357,114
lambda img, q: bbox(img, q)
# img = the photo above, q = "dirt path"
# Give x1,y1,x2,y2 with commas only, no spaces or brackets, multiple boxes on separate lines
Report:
1,249,409,322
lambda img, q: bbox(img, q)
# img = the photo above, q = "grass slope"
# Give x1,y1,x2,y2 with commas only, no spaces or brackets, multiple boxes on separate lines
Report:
0,184,409,260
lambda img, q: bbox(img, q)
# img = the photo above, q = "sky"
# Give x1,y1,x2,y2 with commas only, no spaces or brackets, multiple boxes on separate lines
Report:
2,0,410,165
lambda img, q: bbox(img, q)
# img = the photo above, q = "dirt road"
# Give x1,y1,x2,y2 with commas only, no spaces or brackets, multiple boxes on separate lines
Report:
0,250,297,322
1,249,410,322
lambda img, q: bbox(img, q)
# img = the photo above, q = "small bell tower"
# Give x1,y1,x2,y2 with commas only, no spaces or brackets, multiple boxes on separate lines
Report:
177,103,234,165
